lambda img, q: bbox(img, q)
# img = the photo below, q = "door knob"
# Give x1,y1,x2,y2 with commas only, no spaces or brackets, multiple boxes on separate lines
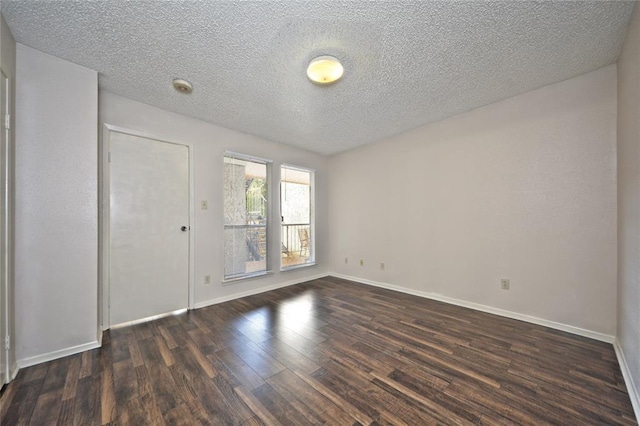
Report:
181,226,189,232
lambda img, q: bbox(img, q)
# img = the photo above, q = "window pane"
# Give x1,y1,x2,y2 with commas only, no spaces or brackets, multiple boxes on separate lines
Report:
281,166,313,269
224,155,268,279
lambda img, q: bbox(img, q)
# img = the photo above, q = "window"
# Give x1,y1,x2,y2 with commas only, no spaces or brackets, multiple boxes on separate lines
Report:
223,153,270,280
280,165,314,270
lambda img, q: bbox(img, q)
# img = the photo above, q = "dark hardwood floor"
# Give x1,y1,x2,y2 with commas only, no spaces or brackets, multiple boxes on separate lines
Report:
1,276,637,425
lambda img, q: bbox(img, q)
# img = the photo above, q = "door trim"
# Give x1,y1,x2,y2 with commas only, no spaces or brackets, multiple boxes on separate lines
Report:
0,68,11,385
100,124,195,330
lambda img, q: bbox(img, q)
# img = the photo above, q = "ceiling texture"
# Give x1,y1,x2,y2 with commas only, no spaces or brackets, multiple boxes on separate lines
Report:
1,1,636,155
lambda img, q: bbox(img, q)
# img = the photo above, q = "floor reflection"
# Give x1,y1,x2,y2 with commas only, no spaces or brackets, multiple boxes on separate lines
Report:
278,293,314,332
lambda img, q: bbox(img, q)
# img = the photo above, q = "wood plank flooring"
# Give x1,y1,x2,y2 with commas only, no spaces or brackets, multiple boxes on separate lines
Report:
1,276,637,425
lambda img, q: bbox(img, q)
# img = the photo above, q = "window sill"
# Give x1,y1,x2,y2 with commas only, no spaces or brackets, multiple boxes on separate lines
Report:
222,270,274,285
280,262,316,272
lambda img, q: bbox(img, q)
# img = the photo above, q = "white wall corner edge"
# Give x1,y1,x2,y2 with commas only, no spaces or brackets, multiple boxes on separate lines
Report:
16,340,101,370
329,273,616,344
193,273,330,309
614,339,640,421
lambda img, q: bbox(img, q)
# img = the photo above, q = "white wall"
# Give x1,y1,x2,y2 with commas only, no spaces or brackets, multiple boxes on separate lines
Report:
1,12,17,376
329,65,618,336
15,45,98,364
99,91,329,308
617,2,640,415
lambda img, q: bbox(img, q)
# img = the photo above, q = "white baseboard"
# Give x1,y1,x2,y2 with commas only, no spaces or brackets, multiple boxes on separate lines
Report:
9,361,18,381
194,273,329,309
329,273,615,344
17,340,101,369
614,339,640,421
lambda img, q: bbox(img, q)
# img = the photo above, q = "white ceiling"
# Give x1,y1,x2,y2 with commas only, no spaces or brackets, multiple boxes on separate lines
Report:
1,1,635,155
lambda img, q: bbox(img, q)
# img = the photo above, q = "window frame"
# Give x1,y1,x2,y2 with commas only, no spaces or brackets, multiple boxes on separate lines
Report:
222,151,273,283
280,164,315,271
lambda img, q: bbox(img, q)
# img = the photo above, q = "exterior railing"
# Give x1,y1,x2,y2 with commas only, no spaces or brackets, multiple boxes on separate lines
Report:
223,224,267,261
224,222,310,262
281,223,311,257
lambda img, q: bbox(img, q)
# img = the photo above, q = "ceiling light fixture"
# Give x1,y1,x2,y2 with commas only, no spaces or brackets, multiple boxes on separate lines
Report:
173,78,193,94
306,56,344,85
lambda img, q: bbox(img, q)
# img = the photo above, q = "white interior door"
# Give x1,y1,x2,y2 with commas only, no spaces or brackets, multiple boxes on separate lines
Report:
109,130,190,326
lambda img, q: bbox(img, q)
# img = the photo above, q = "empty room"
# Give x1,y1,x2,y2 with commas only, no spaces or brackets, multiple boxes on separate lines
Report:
0,1,639,424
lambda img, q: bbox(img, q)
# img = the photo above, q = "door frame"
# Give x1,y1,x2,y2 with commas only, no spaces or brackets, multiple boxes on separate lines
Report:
100,124,195,330
0,68,12,385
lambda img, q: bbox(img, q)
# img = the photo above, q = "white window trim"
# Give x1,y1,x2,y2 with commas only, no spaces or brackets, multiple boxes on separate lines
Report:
280,164,315,272
222,270,274,285
223,152,273,282
225,151,273,164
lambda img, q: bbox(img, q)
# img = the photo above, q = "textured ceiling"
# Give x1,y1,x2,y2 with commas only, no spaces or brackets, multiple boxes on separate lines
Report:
1,1,635,155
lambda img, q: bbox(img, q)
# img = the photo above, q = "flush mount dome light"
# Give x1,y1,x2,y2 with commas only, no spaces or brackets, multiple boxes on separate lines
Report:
307,56,344,85
173,78,193,94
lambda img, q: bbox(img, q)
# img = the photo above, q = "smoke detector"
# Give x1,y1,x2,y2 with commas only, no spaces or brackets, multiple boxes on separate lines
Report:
173,79,193,94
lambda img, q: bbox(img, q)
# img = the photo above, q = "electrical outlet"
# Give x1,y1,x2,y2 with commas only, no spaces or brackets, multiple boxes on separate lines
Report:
201,200,208,210
345,257,348,264
204,275,211,284
380,262,385,270
360,259,364,266
501,278,510,290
